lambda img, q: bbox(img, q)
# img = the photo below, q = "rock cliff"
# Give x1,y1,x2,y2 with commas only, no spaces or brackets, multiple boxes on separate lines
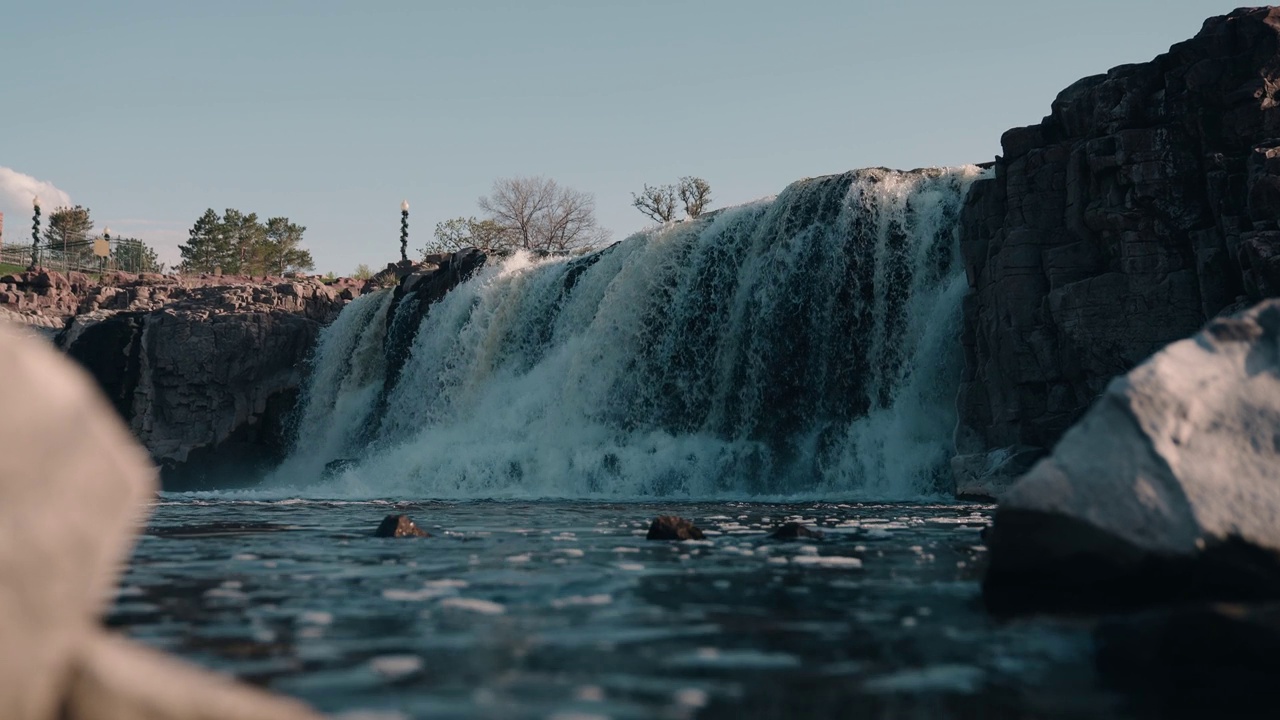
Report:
40,254,486,489
955,8,1280,481
58,275,352,488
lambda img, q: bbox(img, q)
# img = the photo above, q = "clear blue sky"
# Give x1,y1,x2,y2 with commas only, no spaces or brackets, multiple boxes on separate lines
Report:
0,0,1243,273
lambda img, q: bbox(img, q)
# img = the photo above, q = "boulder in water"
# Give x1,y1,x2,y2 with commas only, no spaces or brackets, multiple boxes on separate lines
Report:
375,514,431,538
769,522,824,541
983,300,1280,613
646,516,704,541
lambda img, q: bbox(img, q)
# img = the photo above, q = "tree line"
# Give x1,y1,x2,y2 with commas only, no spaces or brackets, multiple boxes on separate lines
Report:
179,209,315,276
420,175,713,259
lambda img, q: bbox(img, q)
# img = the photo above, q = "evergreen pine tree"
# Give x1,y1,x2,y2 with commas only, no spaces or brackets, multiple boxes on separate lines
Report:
179,209,231,273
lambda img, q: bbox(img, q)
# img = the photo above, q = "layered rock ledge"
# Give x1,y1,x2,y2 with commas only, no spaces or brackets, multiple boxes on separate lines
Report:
48,273,356,487
956,8,1280,489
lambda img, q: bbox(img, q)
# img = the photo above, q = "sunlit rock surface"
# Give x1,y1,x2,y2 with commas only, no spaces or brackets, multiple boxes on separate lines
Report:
0,320,319,720
984,299,1280,613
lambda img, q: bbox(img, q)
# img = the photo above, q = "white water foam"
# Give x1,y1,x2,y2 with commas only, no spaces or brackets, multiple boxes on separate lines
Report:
268,167,985,500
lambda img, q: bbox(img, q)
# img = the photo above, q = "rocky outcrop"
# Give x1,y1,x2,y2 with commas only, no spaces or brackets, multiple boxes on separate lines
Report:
956,8,1280,477
0,267,96,318
381,249,487,392
374,514,431,538
982,300,1280,614
646,516,705,541
59,277,351,488
0,321,319,720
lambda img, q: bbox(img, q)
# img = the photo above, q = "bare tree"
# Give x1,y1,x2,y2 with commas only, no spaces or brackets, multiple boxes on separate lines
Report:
678,177,712,219
477,176,609,253
631,184,679,223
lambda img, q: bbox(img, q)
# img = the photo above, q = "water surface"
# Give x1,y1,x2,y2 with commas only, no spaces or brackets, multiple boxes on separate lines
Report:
109,499,1121,719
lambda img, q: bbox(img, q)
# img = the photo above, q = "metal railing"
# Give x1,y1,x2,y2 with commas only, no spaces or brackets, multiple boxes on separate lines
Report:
0,239,161,275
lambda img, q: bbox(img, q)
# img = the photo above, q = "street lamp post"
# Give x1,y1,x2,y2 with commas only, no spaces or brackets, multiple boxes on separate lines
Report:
30,195,41,268
400,200,409,263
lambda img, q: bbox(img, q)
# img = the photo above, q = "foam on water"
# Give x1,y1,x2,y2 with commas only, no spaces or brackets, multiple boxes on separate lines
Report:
268,167,985,500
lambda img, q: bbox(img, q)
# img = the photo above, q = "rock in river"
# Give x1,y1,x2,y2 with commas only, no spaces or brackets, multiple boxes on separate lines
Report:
375,514,431,538
646,516,705,541
769,522,824,541
0,320,320,719
983,300,1280,613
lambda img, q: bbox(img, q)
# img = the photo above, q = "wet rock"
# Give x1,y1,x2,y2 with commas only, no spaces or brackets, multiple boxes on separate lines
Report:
381,249,487,392
646,515,704,541
323,458,357,477
952,445,1046,501
956,8,1280,467
375,514,431,538
769,522,824,540
983,300,1280,614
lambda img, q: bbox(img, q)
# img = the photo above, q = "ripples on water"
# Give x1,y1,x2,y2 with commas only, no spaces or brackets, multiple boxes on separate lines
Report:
106,500,1131,719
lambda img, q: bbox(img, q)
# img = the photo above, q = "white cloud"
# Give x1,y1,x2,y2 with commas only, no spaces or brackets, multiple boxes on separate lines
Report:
0,166,72,243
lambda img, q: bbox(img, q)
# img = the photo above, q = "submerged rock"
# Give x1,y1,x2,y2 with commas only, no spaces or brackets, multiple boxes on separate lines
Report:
983,300,1280,614
375,514,431,538
646,516,704,541
769,522,824,541
323,458,357,477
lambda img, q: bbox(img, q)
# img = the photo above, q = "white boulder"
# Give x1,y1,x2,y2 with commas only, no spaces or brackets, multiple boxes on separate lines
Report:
0,320,320,720
984,300,1280,612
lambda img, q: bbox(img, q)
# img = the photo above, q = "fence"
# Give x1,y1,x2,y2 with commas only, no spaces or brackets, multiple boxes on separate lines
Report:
0,237,161,275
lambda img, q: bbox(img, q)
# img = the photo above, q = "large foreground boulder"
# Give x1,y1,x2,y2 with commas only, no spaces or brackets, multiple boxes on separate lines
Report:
0,321,319,719
984,300,1280,614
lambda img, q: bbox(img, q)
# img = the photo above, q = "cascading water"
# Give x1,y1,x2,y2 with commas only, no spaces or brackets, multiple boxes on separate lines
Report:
273,166,985,499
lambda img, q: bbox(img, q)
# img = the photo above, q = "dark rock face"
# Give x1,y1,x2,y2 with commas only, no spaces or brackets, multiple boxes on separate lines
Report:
60,279,350,488
768,522,824,541
646,516,705,541
374,514,430,538
1096,603,1280,716
381,249,487,393
956,8,1280,467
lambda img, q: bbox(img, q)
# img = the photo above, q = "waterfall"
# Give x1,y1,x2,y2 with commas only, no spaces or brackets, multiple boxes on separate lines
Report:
273,166,985,499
